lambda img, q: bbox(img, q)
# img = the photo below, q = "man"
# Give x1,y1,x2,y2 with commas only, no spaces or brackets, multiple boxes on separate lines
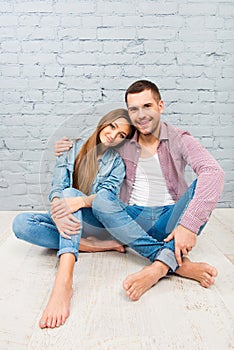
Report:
55,80,224,301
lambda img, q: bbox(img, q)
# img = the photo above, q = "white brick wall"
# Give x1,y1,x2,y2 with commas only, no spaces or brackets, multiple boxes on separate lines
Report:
0,0,233,210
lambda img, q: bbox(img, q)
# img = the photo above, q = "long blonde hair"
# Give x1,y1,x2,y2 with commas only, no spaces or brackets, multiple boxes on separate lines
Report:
73,108,134,195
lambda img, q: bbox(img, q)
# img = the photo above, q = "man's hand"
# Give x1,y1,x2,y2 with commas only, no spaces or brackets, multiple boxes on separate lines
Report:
164,225,197,266
52,214,81,239
54,136,73,156
51,197,84,218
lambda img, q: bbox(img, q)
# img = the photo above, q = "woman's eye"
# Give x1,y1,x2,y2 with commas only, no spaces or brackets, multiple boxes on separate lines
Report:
110,123,115,129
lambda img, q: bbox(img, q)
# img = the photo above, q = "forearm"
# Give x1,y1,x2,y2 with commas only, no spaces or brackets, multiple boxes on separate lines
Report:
81,194,96,208
180,169,224,233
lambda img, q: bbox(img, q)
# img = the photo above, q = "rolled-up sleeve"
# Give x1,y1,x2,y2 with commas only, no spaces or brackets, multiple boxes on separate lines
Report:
49,154,71,201
179,133,225,233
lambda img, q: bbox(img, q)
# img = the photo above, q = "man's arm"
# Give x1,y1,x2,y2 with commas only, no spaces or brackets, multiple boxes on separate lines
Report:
164,131,224,266
54,136,73,156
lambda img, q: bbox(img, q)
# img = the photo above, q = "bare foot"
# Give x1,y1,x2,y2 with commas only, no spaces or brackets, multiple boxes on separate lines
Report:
39,253,75,329
176,257,218,288
123,260,169,301
39,280,73,329
79,236,125,253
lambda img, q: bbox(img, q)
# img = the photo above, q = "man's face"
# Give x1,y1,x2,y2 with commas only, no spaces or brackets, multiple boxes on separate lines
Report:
127,89,164,137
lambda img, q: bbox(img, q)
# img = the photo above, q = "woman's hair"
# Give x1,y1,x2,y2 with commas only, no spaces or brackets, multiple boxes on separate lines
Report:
73,108,134,195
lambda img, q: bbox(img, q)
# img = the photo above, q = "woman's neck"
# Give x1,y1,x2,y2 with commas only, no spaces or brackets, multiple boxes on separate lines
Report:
97,144,107,158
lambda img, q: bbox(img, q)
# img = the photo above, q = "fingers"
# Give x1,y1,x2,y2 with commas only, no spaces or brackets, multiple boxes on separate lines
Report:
163,232,173,242
54,137,73,156
51,200,71,218
67,213,80,224
175,244,182,266
60,231,72,239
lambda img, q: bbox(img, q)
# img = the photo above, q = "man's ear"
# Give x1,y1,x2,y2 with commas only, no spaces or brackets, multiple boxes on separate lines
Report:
158,100,164,113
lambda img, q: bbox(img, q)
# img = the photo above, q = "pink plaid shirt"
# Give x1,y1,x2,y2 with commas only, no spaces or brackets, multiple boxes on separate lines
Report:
118,122,224,234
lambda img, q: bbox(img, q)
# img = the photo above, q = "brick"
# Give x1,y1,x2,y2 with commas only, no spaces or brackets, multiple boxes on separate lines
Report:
14,2,53,13
97,27,136,40
138,2,177,15
0,15,18,26
179,4,217,16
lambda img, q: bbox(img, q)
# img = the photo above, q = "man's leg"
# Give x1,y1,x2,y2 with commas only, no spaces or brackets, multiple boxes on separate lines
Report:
92,190,179,300
149,180,218,288
92,189,178,272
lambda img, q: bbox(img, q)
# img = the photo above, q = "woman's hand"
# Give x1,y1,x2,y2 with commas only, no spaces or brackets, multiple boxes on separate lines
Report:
52,214,81,239
51,197,85,219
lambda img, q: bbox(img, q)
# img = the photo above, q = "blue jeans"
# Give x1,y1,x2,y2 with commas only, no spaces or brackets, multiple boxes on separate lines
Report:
12,188,113,261
92,180,204,272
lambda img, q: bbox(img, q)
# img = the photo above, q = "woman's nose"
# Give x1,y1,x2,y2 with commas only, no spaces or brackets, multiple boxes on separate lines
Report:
110,130,118,139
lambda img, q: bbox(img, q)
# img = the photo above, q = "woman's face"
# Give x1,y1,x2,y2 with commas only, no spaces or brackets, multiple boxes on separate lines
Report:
99,117,131,148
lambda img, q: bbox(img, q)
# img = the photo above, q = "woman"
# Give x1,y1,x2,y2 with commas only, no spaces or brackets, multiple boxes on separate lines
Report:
12,108,134,329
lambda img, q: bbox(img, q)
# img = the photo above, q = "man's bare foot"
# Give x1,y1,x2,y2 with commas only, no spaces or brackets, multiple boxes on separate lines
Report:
123,260,169,301
176,257,218,288
39,254,75,329
79,236,125,253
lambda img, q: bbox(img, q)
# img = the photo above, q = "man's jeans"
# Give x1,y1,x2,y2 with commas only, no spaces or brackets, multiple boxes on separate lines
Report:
12,188,112,261
92,180,204,272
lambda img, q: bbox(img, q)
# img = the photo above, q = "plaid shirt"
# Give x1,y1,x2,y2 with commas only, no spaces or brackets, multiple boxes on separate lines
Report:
117,121,224,233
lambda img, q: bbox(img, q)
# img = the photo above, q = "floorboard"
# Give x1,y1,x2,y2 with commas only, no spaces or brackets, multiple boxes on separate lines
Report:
0,209,233,350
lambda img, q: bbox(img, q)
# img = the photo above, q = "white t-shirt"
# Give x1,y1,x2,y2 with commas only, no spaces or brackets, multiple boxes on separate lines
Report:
129,154,175,207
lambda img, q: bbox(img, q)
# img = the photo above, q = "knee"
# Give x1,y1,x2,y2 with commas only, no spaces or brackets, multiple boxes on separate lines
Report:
12,213,30,239
62,188,84,198
92,189,118,216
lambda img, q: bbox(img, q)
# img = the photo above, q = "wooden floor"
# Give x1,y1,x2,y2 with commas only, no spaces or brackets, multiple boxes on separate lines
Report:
0,209,233,350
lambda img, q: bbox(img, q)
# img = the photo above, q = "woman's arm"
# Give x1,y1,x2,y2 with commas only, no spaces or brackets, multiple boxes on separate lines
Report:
51,194,96,219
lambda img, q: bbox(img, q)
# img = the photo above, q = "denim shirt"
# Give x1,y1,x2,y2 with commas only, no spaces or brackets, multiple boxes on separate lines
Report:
49,139,126,201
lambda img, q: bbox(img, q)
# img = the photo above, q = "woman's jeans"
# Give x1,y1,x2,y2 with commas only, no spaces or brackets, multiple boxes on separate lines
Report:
13,181,205,270
12,188,112,261
92,180,205,272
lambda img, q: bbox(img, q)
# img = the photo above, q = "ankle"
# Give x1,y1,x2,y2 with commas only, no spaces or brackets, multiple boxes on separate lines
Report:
148,260,169,276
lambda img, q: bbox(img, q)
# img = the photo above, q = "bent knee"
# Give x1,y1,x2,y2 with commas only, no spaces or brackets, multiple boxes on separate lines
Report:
92,190,120,217
12,212,32,239
93,189,114,207
62,188,84,198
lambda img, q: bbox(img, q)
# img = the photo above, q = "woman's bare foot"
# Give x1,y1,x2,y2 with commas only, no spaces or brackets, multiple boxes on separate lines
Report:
39,254,75,329
123,261,169,301
176,257,218,288
79,236,125,253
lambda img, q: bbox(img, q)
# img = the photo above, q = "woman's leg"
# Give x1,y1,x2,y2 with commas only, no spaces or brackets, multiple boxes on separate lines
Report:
12,212,59,249
39,187,124,329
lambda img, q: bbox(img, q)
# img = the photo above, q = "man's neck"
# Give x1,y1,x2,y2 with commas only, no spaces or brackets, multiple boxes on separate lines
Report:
138,133,160,158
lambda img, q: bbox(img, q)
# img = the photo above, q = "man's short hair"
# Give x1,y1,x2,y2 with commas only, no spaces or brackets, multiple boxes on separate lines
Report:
125,80,161,104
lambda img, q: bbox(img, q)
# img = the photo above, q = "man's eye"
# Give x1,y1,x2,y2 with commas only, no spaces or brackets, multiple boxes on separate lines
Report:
129,107,138,113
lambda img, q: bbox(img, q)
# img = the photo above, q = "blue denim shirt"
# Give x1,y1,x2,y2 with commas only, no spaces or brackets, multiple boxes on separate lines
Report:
49,139,126,201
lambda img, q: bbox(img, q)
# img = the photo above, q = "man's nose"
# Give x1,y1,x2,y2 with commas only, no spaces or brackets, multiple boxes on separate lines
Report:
138,107,145,118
